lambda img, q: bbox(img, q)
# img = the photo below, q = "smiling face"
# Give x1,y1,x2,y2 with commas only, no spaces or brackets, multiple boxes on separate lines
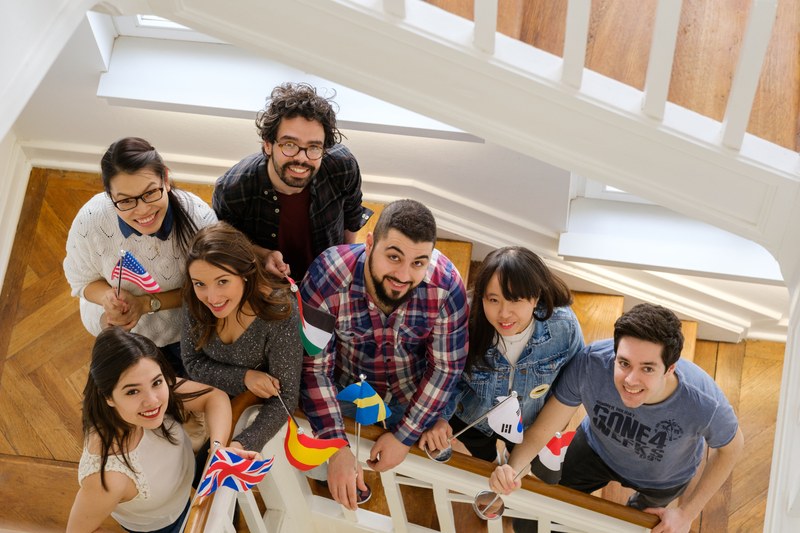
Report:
264,116,325,194
106,357,169,430
188,259,246,319
108,169,170,235
613,336,678,408
365,229,433,311
482,274,537,336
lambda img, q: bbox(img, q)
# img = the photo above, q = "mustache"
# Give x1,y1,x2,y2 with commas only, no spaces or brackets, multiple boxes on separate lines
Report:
283,161,315,171
383,276,411,287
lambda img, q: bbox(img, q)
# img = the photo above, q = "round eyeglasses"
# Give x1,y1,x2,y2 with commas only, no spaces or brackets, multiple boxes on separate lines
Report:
276,142,325,160
112,186,165,211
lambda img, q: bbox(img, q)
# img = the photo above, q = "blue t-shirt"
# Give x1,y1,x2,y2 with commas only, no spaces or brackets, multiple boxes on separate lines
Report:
554,339,739,489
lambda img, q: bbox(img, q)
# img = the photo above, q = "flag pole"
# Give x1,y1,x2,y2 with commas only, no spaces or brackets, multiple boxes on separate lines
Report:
275,392,302,432
115,249,125,297
450,390,518,441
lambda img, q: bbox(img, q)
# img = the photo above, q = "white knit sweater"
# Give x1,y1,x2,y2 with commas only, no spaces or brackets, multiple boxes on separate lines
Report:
63,190,217,346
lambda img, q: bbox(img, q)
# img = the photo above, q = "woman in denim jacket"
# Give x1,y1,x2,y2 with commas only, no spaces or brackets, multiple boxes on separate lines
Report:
419,246,584,462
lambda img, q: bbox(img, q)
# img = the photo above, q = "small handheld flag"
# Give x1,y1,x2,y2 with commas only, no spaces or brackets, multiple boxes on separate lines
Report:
486,394,523,443
283,416,348,471
337,380,390,425
530,431,575,484
111,251,161,293
286,276,334,355
196,448,274,498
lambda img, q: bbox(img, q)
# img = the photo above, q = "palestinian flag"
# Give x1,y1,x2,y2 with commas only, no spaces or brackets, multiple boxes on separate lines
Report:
283,416,348,471
286,276,335,356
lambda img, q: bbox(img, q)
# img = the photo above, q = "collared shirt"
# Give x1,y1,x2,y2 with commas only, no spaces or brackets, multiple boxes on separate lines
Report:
212,145,373,278
299,244,469,446
117,203,174,240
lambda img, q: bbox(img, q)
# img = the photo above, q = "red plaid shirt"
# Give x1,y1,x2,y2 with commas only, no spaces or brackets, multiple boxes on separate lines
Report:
299,244,469,445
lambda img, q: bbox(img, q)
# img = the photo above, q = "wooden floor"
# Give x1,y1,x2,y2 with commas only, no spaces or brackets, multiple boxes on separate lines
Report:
0,168,785,531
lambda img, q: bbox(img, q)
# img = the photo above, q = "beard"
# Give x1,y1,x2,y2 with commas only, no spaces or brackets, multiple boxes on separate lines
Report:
271,156,318,190
368,254,417,310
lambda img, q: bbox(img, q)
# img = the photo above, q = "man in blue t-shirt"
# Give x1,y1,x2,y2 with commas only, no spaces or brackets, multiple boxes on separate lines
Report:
490,303,743,533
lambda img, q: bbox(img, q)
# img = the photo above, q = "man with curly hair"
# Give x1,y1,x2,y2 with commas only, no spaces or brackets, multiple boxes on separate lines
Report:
490,303,743,533
213,82,373,279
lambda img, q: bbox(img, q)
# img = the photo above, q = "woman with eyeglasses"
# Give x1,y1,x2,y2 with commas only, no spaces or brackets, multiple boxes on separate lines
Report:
64,137,217,374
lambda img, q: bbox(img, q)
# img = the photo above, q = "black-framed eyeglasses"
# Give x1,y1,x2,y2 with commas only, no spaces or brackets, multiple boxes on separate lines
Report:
112,185,165,211
276,142,325,161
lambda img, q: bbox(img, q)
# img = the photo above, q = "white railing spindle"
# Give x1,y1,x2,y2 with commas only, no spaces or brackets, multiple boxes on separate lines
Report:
642,0,684,120
431,483,457,532
379,470,410,533
561,0,592,88
721,0,779,150
473,0,498,54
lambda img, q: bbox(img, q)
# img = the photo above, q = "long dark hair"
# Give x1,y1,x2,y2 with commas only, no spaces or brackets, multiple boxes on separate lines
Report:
183,222,292,349
101,137,198,254
82,327,210,490
466,247,573,373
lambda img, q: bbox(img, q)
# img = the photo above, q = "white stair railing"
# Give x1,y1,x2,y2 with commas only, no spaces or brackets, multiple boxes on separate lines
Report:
202,409,657,532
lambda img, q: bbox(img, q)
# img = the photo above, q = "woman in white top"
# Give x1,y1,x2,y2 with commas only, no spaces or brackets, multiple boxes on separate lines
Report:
63,137,217,374
66,327,253,533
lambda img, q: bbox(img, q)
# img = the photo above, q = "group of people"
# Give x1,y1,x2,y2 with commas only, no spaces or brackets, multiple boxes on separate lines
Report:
61,82,742,533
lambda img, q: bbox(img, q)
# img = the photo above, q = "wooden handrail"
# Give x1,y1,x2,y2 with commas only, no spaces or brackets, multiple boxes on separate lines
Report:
185,398,658,531
340,418,660,530
184,391,263,533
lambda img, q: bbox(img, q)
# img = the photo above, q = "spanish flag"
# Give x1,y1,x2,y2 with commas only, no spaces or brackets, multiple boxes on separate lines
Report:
337,380,390,426
283,417,348,471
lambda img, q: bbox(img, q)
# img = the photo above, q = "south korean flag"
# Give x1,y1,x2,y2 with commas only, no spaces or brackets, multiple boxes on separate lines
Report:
487,394,523,443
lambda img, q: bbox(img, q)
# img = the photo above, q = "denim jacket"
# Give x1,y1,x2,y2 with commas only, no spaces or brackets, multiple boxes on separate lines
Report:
446,305,584,437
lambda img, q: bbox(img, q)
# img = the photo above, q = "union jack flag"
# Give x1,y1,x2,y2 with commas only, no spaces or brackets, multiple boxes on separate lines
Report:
111,251,161,293
196,448,274,498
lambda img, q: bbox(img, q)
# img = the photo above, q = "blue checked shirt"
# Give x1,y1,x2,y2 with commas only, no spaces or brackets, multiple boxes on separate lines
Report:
299,244,469,446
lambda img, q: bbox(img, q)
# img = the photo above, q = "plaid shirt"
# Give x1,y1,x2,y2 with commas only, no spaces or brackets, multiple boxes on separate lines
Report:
212,144,373,263
299,244,469,446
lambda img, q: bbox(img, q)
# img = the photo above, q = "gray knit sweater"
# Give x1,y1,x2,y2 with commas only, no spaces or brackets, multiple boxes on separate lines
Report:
180,303,302,450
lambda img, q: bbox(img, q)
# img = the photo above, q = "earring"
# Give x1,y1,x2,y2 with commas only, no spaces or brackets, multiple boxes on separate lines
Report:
244,277,248,282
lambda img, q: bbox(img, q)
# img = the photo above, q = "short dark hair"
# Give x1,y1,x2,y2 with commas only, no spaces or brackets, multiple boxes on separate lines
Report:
372,199,437,246
184,222,292,349
467,247,573,373
100,136,198,254
613,303,684,369
256,82,342,149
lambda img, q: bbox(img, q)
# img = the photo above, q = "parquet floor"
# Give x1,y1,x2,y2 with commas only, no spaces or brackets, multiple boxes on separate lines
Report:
0,168,785,532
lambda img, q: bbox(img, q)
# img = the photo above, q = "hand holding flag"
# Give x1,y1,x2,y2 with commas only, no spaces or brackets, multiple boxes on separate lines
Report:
111,251,161,293
196,448,274,498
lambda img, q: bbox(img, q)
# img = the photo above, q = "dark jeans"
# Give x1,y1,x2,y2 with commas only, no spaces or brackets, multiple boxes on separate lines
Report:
560,426,690,509
122,499,191,533
450,415,513,462
160,341,187,378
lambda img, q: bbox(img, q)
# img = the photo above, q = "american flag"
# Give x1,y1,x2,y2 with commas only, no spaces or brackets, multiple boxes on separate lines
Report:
196,448,274,498
111,251,161,293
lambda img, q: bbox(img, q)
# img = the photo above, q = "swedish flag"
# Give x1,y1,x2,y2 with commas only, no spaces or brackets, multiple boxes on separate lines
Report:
337,380,390,425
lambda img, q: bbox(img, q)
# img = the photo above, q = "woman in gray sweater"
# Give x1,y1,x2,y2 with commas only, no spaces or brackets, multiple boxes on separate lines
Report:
181,222,302,451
